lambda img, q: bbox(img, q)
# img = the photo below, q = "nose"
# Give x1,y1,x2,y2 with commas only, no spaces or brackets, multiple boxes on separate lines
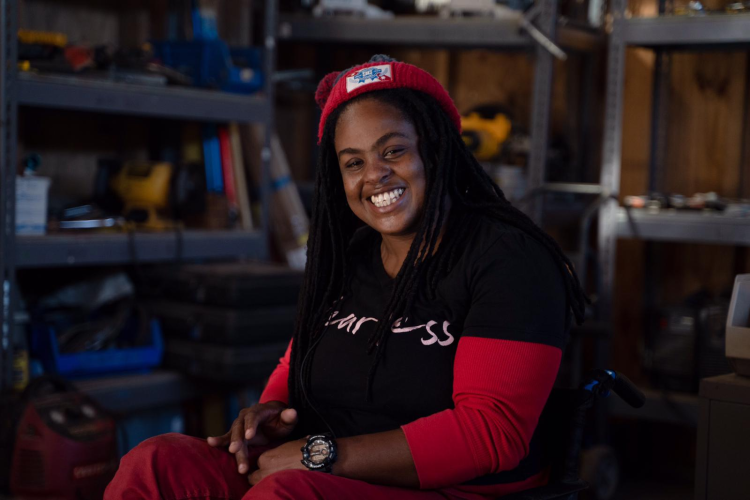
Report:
363,158,392,185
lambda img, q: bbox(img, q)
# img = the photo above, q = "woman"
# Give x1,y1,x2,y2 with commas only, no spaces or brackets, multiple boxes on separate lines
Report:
105,55,586,500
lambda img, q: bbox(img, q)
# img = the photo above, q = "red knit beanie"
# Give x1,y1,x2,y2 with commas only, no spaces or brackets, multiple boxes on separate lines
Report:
315,56,462,144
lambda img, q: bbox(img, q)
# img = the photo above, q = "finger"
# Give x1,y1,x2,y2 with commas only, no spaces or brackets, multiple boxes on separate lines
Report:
280,408,298,426
244,406,279,441
262,408,298,440
248,469,264,486
234,440,250,474
228,417,245,454
244,410,260,440
207,432,230,447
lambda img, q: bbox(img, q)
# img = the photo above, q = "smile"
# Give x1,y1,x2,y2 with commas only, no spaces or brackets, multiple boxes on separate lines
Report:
369,188,405,208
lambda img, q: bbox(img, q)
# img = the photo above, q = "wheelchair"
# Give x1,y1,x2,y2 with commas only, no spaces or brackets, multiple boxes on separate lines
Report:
503,369,645,500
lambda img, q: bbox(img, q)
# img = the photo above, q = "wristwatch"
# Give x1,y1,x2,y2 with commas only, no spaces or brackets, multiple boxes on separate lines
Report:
300,434,337,473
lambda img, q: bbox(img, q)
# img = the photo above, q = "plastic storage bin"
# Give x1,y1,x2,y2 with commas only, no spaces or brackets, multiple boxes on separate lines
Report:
31,319,164,378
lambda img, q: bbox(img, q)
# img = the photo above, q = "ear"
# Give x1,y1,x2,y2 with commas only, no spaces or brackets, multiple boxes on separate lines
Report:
315,72,341,110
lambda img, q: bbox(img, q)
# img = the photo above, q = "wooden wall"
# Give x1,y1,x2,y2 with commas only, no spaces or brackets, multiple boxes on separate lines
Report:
277,2,750,382
612,0,750,381
17,0,749,382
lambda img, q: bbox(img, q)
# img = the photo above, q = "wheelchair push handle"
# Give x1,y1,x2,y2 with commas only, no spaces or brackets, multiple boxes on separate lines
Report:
581,369,645,408
612,371,645,408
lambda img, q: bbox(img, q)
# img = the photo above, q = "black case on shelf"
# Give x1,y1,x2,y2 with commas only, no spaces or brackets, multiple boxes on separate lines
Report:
164,339,288,382
142,263,303,308
146,300,296,345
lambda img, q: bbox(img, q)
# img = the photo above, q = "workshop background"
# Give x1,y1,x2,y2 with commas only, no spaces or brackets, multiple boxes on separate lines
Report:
1,0,749,499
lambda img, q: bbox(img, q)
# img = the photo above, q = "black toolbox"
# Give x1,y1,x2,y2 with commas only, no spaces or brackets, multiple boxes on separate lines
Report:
141,263,303,308
164,338,288,382
146,299,296,345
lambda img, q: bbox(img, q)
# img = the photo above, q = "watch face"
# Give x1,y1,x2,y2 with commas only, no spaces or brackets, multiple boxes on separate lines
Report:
308,438,330,465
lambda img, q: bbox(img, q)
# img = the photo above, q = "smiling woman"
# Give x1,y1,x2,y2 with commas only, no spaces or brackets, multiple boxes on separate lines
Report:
105,55,588,500
336,99,426,241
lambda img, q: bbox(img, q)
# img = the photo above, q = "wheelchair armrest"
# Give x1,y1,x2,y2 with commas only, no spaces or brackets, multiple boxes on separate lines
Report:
498,480,588,500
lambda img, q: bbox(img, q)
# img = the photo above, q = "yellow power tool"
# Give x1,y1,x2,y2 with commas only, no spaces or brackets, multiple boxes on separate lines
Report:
111,161,173,231
461,106,513,162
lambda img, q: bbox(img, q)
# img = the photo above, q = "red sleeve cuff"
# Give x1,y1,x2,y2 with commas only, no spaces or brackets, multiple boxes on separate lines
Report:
402,409,478,488
259,339,292,405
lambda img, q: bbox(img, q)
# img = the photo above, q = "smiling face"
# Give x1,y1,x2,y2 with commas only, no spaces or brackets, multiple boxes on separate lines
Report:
334,98,426,238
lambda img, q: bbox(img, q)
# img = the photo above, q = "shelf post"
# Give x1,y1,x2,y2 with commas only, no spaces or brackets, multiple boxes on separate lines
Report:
594,0,628,441
260,0,278,251
598,0,627,325
527,0,558,223
0,0,18,391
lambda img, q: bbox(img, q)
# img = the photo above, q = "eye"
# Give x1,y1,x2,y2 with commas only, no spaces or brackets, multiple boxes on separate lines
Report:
384,148,405,158
345,159,363,169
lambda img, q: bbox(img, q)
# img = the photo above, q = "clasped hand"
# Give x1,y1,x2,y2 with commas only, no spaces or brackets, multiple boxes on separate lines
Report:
207,401,308,485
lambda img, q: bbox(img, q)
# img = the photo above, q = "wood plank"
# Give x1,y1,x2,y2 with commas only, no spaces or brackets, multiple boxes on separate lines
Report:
613,43,655,380
448,50,536,121
664,52,746,196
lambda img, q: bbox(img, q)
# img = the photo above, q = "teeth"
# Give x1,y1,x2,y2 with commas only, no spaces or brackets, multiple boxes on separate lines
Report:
370,188,404,208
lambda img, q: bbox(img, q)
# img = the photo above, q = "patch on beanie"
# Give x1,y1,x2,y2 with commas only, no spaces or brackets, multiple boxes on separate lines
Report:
346,64,392,93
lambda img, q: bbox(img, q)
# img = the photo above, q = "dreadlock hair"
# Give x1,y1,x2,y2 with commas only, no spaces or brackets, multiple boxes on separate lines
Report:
288,87,588,411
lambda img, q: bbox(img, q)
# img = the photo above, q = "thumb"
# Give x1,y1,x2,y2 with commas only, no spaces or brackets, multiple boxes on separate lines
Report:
279,408,298,426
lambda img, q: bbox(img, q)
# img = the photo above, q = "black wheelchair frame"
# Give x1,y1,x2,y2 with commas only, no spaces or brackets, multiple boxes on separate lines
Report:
502,369,645,500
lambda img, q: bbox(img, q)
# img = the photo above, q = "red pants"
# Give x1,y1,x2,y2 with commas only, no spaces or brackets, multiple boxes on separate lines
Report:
104,433,493,500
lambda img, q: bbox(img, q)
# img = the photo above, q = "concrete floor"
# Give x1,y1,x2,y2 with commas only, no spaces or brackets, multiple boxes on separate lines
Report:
612,480,694,500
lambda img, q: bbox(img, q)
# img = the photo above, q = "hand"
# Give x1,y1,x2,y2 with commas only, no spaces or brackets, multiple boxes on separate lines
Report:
248,437,309,485
207,401,298,474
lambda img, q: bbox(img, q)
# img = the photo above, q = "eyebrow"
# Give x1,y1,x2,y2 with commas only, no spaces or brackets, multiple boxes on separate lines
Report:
337,131,410,159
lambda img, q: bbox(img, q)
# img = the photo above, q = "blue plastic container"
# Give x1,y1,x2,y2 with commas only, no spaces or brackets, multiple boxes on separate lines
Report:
31,319,164,378
150,40,263,94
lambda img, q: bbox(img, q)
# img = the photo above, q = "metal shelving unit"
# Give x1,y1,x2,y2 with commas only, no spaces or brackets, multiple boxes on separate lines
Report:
15,230,267,268
623,13,750,47
598,5,750,425
278,4,603,223
617,208,750,246
278,14,602,51
17,73,270,123
0,0,279,391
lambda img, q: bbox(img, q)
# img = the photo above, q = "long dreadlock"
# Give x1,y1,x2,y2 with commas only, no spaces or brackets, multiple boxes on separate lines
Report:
288,87,588,411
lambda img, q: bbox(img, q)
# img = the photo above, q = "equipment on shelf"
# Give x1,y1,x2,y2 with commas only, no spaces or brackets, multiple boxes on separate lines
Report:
674,0,750,14
244,128,309,269
427,0,529,18
150,40,263,94
164,338,288,382
1,376,117,500
312,0,395,18
148,300,297,345
624,191,728,212
140,262,304,308
646,290,732,393
727,274,750,377
140,262,302,382
111,161,174,230
726,1,750,13
16,153,51,236
416,1,567,59
461,105,513,161
29,273,164,378
55,205,124,231
11,310,31,393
